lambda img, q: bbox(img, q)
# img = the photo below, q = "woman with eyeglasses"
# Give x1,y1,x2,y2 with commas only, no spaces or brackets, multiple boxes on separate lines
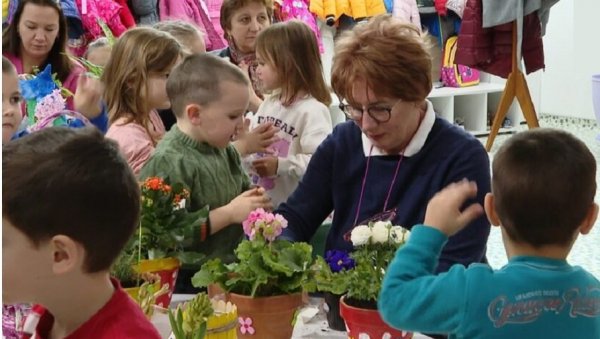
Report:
277,13,490,300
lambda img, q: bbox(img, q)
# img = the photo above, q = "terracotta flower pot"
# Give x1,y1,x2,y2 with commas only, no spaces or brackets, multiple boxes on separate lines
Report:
229,292,303,339
340,296,413,339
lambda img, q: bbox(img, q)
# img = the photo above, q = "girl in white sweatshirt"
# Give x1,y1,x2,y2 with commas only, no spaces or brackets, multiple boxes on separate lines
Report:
249,20,333,207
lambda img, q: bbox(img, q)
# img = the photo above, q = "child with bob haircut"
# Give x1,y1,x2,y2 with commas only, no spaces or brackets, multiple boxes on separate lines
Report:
153,20,205,131
379,128,600,338
2,56,22,144
3,127,160,338
250,20,332,207
140,53,272,293
104,26,182,175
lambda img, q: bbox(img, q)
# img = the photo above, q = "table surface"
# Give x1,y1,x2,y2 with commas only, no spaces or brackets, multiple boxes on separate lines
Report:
170,295,432,339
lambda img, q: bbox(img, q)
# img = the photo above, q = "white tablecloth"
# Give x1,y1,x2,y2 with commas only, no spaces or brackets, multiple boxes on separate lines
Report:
171,295,433,339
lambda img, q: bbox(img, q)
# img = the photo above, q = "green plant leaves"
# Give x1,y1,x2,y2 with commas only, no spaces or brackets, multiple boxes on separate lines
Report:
193,238,317,297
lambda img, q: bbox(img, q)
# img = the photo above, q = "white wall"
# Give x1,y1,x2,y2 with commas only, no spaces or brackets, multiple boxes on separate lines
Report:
540,0,600,119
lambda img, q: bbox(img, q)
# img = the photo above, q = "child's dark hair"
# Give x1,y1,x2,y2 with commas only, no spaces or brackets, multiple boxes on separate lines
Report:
2,56,16,74
492,128,596,247
167,53,249,118
2,127,140,273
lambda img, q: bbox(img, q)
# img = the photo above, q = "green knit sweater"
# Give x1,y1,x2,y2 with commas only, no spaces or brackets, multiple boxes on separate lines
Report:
139,126,251,267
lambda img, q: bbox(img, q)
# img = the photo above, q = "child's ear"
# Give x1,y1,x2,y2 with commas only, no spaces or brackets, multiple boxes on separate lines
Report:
50,235,84,275
185,103,203,125
579,203,599,235
484,193,501,227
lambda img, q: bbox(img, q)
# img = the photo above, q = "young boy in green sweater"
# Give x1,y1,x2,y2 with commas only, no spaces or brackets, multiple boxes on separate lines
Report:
140,54,272,292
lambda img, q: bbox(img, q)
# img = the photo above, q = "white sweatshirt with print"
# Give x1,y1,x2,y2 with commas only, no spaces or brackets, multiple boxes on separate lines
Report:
249,94,333,207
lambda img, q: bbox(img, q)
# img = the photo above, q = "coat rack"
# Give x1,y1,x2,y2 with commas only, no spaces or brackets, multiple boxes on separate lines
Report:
485,2,539,151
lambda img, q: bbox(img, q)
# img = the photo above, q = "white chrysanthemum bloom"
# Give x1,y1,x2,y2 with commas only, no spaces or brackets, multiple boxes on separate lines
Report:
371,221,391,244
390,226,409,244
350,225,372,246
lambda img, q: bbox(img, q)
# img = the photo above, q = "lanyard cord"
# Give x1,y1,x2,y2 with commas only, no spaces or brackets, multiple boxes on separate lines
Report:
352,145,404,227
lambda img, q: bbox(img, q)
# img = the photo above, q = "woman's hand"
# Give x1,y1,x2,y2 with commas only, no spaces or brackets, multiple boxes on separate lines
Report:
74,74,104,119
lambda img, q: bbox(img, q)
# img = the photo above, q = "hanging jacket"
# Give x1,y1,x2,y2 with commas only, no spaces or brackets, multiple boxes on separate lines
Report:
455,0,544,79
279,0,324,52
392,0,421,31
204,0,228,46
130,0,159,25
159,0,225,51
75,0,127,40
310,0,385,25
114,0,136,28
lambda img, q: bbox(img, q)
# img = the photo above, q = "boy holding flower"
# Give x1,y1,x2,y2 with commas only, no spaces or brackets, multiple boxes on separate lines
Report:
139,54,272,293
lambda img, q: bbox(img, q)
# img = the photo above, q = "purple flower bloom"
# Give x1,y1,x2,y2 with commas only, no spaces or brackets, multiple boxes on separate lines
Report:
325,250,355,272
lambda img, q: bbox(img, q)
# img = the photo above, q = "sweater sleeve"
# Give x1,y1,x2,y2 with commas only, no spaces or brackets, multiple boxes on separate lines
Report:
89,102,108,133
277,104,332,179
277,127,336,242
437,137,491,273
139,152,211,243
379,225,468,334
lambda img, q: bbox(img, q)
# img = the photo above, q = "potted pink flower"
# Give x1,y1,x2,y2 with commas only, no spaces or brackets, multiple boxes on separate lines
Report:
191,208,317,338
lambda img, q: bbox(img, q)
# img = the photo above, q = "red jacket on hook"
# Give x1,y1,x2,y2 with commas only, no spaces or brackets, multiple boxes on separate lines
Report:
455,0,544,79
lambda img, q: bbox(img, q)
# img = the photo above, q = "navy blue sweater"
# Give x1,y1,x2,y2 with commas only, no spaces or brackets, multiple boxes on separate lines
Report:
278,118,491,273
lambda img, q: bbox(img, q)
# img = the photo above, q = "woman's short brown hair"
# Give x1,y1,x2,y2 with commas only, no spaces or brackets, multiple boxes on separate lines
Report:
331,14,433,104
220,0,273,40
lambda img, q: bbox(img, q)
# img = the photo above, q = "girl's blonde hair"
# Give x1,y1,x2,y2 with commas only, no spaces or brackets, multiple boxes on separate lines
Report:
102,27,181,143
256,20,331,106
84,37,110,58
153,20,204,55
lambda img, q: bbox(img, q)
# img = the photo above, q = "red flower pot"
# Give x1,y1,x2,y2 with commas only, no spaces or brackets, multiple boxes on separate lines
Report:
340,296,413,339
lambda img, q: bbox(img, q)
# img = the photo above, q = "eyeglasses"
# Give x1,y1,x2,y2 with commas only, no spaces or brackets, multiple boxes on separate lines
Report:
339,99,402,124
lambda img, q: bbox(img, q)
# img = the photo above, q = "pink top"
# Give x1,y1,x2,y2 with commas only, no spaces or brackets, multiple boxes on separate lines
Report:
3,52,85,111
105,110,166,176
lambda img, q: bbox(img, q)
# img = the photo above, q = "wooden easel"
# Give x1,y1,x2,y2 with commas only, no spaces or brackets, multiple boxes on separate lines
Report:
485,13,539,151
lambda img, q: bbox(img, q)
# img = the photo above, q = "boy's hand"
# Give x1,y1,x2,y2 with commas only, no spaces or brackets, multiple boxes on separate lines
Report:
227,187,273,223
252,156,278,177
423,180,484,237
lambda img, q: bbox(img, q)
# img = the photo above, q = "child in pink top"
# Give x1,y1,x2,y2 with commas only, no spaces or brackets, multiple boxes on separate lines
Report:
103,27,182,175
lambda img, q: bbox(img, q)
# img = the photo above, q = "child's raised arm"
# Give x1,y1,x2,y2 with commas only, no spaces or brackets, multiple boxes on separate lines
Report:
378,180,485,334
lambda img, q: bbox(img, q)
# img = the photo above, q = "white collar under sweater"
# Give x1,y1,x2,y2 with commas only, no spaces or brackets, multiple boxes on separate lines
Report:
362,100,435,157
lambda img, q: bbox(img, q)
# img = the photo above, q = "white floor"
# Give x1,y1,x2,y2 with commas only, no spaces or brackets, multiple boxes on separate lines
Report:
481,115,600,279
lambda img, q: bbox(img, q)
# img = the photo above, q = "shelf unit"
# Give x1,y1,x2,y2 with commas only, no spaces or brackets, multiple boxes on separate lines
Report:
427,81,523,136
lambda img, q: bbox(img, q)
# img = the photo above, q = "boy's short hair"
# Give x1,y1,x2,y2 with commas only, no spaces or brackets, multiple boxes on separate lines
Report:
166,53,249,118
2,127,140,273
492,128,596,247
